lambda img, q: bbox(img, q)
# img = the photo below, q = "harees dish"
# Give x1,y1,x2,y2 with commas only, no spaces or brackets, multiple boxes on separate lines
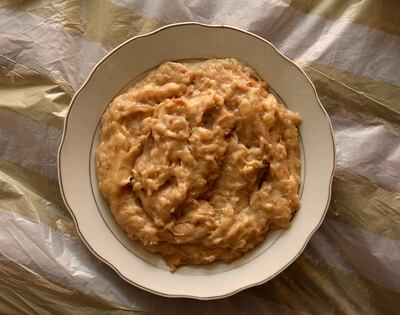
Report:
96,58,302,271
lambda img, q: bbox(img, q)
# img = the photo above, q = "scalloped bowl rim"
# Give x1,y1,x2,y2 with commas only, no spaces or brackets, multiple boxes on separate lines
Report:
58,22,336,300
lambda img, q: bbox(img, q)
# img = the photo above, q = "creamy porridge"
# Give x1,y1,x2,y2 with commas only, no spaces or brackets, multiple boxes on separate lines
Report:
96,58,302,271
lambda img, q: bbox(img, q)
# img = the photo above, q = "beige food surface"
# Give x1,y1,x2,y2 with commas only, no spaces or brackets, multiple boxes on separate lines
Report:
96,58,302,271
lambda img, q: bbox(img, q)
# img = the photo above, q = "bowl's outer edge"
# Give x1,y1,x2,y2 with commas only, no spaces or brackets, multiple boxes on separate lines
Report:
57,22,336,300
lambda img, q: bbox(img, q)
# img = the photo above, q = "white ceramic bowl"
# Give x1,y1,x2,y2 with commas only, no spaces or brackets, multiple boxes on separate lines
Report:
58,23,335,299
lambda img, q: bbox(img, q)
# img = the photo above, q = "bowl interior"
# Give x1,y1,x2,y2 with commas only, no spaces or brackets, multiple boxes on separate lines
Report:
88,68,306,274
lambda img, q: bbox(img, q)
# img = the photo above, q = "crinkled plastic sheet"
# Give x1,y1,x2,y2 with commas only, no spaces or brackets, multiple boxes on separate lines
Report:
0,1,399,314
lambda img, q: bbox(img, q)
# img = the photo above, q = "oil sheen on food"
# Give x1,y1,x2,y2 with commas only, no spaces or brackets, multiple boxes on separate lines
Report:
96,58,302,271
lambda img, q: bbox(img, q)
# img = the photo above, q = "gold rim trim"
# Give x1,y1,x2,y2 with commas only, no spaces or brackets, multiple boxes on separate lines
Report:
57,22,336,300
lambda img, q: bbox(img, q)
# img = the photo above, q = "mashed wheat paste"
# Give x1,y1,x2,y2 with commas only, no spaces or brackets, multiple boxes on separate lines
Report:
96,58,302,270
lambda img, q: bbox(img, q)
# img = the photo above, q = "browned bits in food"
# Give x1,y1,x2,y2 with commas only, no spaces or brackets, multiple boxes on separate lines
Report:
96,58,302,271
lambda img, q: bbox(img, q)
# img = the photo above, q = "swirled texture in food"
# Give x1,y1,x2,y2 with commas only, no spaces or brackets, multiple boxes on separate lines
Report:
96,58,302,271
